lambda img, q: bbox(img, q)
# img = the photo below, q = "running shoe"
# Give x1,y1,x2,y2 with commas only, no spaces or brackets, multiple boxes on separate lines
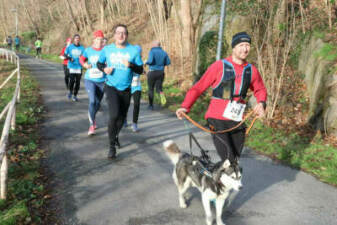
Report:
123,120,128,127
115,136,121,148
88,125,95,136
160,93,167,106
107,146,116,159
72,96,78,102
132,123,139,132
93,121,97,129
67,93,72,100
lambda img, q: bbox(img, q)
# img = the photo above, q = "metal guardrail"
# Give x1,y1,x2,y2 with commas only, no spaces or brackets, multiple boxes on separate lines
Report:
0,48,21,199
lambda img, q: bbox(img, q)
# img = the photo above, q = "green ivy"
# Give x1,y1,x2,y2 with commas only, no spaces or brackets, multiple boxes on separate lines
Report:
314,43,337,61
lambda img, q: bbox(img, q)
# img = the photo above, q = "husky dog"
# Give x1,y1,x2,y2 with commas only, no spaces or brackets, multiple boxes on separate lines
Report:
163,140,242,225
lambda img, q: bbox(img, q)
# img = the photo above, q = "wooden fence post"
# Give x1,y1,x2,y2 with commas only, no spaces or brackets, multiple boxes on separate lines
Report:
10,107,16,130
0,154,8,199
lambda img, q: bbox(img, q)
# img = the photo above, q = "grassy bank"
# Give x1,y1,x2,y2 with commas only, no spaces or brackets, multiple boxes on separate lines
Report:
24,48,62,64
0,60,46,224
246,121,337,186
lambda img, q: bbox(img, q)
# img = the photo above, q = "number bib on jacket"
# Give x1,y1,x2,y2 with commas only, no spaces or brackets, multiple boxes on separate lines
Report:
223,101,246,121
89,68,103,79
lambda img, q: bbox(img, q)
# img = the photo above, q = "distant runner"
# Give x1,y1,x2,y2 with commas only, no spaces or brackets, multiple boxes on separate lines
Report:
126,45,143,132
59,38,72,90
14,36,20,51
35,37,42,58
103,37,108,47
146,40,171,110
80,30,106,136
6,36,12,49
64,34,85,102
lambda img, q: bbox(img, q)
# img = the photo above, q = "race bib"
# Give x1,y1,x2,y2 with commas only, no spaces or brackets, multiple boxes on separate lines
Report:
89,68,103,79
69,69,81,74
223,101,246,121
131,76,141,87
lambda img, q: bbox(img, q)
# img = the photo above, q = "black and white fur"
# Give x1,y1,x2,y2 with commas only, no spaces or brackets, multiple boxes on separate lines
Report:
163,140,242,225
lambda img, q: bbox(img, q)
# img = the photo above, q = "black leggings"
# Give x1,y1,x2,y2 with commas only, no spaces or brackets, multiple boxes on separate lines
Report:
132,91,141,123
63,65,70,90
69,73,82,96
207,118,246,163
147,70,164,106
36,47,41,56
105,85,131,147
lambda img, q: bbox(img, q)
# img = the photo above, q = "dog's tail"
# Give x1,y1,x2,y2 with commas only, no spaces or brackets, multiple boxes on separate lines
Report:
163,140,181,165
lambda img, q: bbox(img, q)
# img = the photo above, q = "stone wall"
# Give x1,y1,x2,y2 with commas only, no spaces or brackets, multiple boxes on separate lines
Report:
298,36,337,136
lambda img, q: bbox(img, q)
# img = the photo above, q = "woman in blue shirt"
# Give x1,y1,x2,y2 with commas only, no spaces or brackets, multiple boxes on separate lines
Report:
64,34,85,101
80,30,106,136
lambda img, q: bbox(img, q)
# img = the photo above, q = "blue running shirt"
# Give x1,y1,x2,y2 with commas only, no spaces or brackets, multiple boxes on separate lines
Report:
98,43,143,91
82,47,106,83
65,44,85,72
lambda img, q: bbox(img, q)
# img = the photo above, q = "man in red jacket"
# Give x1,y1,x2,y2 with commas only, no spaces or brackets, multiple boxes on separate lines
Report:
59,38,72,90
176,32,267,164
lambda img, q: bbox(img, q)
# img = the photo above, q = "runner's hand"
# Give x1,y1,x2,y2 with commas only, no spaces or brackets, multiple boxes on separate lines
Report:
104,67,113,75
122,60,130,68
83,63,92,69
253,102,265,118
176,108,187,120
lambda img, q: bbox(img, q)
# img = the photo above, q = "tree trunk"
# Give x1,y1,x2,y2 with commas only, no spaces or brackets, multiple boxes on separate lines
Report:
20,0,40,35
100,0,106,28
82,0,92,30
180,0,192,58
0,0,9,36
64,0,80,31
191,0,203,77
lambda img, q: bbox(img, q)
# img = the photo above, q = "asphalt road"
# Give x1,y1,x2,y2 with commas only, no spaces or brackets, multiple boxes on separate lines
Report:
20,54,337,225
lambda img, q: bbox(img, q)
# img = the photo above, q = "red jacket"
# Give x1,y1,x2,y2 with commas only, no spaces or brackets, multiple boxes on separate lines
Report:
60,47,68,65
181,56,267,121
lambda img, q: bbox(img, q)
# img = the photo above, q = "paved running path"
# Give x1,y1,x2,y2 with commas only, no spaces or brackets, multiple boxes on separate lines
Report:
20,54,337,225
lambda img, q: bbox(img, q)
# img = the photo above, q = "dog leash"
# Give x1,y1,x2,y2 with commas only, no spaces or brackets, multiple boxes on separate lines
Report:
181,111,258,135
183,120,214,177
183,120,211,162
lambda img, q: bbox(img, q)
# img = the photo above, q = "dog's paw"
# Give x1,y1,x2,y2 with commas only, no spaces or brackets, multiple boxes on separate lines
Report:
206,216,213,225
179,196,187,208
179,201,187,208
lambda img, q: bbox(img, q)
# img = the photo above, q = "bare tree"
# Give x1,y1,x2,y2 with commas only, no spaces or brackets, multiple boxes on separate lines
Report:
180,0,192,58
20,0,40,35
64,0,80,31
251,0,298,120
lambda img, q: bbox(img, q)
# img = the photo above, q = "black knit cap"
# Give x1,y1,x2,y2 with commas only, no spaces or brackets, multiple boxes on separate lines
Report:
231,32,251,48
